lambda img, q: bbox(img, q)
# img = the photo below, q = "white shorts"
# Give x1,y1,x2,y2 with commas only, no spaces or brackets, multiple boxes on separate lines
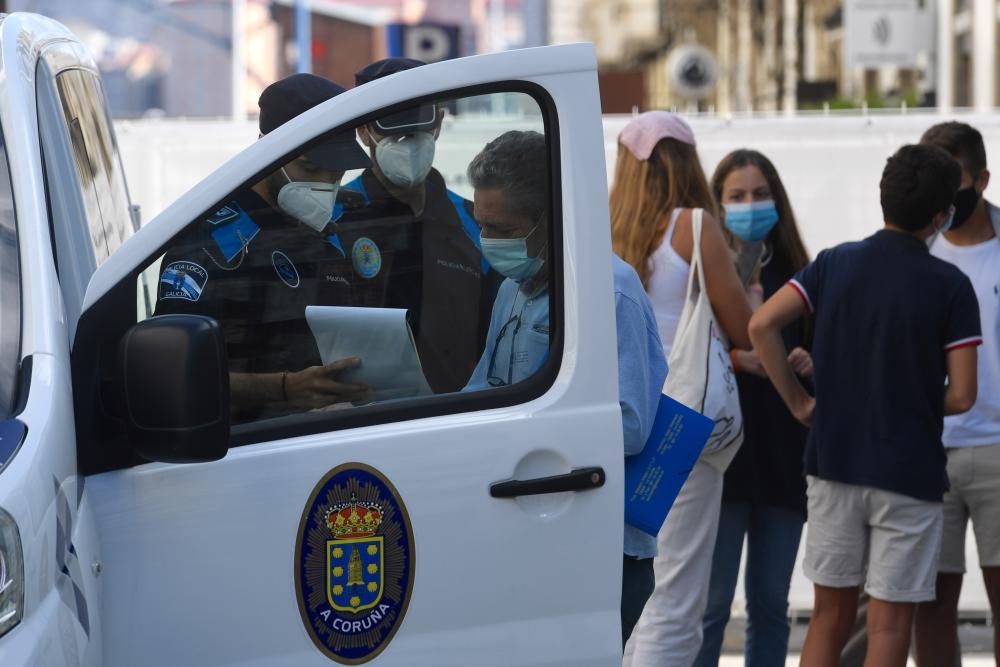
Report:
804,476,943,603
939,444,1000,573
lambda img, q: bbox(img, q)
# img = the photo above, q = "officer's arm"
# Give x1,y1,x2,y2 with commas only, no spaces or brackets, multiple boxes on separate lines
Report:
231,360,371,417
230,372,285,417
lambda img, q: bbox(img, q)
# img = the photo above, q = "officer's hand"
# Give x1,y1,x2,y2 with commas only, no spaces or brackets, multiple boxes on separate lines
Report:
285,357,371,408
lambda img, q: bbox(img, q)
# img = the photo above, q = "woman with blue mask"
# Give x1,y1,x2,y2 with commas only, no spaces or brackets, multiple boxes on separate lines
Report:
694,149,813,667
723,199,780,242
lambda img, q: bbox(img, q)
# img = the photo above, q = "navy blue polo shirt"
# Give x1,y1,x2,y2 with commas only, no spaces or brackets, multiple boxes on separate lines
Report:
789,229,982,502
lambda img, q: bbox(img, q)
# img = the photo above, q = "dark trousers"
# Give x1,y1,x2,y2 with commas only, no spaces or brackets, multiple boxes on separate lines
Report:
622,554,655,650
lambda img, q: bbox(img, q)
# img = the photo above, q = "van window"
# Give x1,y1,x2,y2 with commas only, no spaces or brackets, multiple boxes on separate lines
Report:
0,130,19,419
129,88,558,446
55,69,133,264
38,60,135,326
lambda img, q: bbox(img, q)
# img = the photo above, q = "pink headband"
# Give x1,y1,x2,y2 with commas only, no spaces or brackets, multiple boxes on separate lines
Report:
618,111,696,160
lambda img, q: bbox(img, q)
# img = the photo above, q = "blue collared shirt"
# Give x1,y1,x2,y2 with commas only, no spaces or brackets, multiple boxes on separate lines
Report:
466,256,668,558
465,278,550,390
613,257,669,559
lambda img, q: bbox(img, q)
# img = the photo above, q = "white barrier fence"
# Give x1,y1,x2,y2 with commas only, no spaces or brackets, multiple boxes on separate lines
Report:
117,111,1000,256
116,112,998,614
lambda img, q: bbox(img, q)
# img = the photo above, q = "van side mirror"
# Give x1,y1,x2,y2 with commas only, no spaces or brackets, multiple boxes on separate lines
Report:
118,315,230,463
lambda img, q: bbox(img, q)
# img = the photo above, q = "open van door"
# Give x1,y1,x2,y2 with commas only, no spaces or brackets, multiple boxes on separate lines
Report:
73,44,626,666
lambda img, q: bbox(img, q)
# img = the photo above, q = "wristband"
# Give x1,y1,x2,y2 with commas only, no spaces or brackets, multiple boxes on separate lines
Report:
729,349,741,373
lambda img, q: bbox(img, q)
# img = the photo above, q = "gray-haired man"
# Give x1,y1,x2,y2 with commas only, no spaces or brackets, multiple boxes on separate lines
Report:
464,130,669,647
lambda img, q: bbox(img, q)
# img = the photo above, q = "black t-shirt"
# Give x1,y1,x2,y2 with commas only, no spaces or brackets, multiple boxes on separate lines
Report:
155,188,358,377
722,254,810,513
335,170,502,393
790,229,982,501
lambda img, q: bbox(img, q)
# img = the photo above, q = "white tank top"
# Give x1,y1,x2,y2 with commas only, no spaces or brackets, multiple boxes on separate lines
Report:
647,208,692,358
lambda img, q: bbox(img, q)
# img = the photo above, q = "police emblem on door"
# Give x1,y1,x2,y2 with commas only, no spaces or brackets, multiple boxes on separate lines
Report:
295,464,414,664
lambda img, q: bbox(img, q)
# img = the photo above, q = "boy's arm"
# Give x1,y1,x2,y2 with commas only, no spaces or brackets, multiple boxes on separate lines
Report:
748,284,814,425
944,346,978,415
942,275,982,416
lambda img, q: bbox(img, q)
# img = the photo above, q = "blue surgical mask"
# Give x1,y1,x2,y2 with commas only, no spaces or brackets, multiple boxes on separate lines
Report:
480,225,544,281
723,201,780,241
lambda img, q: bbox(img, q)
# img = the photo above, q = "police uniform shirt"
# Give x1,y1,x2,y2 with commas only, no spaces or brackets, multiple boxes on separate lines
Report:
336,169,501,393
154,187,358,379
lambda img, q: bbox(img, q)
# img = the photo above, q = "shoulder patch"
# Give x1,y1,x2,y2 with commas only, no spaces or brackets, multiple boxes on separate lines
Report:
159,261,208,302
272,250,300,288
295,463,414,664
352,237,381,280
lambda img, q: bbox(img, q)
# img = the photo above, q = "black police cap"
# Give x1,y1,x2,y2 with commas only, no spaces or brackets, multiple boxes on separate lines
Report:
354,59,439,136
354,58,426,87
258,73,370,172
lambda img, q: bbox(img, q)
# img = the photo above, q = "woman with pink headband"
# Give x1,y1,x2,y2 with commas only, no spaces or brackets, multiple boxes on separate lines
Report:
613,111,753,665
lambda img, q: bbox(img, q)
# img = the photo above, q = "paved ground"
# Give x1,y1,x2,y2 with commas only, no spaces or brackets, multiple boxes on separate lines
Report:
718,617,994,664
718,657,995,666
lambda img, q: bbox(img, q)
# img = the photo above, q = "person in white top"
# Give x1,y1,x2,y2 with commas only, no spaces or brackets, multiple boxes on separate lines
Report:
611,111,753,666
916,122,1000,667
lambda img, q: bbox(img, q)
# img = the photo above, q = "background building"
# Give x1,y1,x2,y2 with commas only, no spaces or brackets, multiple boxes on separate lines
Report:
938,0,1000,110
9,0,998,114
551,0,941,114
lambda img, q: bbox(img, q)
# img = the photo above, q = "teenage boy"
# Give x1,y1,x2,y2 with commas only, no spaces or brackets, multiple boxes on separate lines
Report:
748,144,981,667
915,122,1000,667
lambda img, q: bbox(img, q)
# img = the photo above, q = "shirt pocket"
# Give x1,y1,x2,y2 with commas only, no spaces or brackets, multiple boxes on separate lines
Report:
512,327,551,380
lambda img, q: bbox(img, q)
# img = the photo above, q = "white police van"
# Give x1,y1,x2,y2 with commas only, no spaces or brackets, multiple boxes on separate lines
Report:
0,12,628,666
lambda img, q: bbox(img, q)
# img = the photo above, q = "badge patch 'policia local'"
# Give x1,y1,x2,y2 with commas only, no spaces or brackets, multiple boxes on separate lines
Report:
295,464,414,663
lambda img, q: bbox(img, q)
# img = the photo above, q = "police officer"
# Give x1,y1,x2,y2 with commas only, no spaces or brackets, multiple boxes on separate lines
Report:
155,74,372,421
336,58,501,394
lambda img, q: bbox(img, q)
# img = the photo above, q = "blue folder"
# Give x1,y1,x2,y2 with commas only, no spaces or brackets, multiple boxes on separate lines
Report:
625,394,715,537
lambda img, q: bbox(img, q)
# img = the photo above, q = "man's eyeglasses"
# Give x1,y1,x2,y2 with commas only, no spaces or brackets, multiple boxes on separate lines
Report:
487,315,523,387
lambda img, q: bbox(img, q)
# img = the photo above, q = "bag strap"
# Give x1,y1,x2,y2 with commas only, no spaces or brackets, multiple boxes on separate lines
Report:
681,208,706,301
691,209,708,288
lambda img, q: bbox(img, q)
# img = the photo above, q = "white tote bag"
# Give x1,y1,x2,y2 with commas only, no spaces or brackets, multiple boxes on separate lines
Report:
663,209,743,461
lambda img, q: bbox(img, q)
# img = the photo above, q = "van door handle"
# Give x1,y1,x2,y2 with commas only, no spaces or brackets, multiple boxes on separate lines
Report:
489,467,606,498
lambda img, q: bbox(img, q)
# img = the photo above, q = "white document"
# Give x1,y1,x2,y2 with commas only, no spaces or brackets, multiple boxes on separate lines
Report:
305,306,432,402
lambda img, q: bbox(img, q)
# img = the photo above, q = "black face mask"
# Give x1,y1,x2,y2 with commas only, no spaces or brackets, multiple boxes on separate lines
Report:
950,186,983,230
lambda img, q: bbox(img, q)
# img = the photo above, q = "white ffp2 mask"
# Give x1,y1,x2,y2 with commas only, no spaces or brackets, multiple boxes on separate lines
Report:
374,133,436,189
276,168,339,233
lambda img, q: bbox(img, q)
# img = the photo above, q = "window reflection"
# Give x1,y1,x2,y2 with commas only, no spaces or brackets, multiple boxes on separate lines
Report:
144,91,552,429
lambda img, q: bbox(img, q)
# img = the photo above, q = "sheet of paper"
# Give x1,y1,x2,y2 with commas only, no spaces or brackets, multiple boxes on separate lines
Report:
624,394,715,537
305,306,432,402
